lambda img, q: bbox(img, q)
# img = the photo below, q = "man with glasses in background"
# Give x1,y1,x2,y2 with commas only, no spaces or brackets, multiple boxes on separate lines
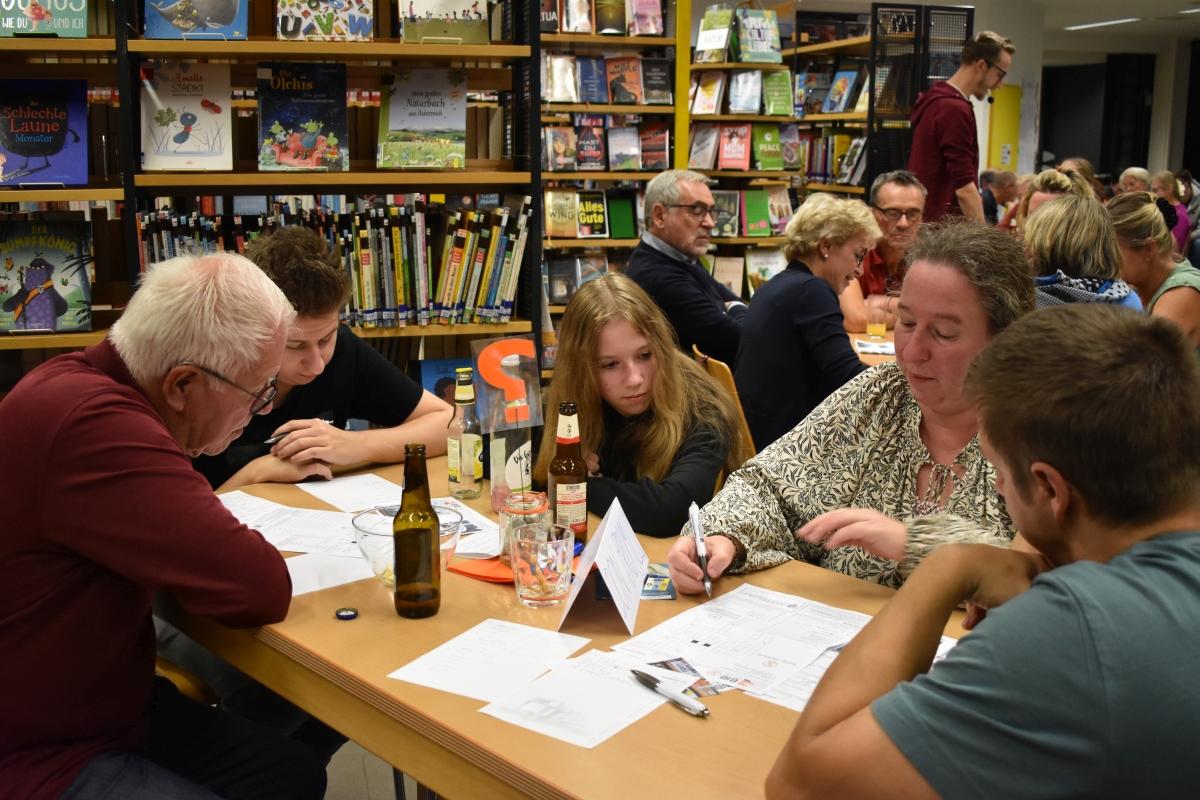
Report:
0,253,329,799
908,31,1014,223
625,169,748,365
839,170,927,332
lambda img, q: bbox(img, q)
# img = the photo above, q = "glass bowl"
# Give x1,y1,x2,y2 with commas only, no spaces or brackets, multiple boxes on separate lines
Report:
351,504,464,589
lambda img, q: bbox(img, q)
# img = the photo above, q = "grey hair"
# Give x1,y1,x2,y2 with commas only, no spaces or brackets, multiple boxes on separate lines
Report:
110,252,296,389
644,169,712,228
868,170,927,206
784,193,882,263
1120,167,1150,186
989,170,1017,188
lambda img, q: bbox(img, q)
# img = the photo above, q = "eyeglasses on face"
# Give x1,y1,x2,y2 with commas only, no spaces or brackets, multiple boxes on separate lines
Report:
985,60,1007,81
854,249,869,266
179,360,278,415
667,203,719,222
872,206,924,223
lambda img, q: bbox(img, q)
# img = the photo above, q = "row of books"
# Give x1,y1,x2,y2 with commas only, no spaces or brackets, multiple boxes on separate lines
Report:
0,215,93,333
542,54,672,106
708,188,792,239
543,123,668,172
687,123,867,185
544,188,643,240
795,62,871,118
539,0,664,36
690,69,792,116
136,195,533,328
694,7,782,65
702,247,788,298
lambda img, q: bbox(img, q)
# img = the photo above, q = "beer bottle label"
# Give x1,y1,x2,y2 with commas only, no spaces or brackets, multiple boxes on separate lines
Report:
464,433,483,479
554,481,587,531
447,438,461,482
556,413,580,444
455,383,475,403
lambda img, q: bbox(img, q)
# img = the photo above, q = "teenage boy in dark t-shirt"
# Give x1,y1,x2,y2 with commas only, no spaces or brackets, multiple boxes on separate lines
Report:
194,226,453,490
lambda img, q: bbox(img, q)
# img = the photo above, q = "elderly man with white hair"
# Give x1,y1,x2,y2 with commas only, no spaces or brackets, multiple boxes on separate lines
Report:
1119,166,1151,194
0,253,327,800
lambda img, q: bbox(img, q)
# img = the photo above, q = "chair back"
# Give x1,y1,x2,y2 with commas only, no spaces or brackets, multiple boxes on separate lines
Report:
692,345,756,476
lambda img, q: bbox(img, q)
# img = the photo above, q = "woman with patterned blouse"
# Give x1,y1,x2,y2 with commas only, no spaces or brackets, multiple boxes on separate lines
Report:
668,222,1035,592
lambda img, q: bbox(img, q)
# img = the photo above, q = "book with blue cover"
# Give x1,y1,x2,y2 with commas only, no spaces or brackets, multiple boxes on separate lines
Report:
0,79,87,187
144,0,247,39
0,218,92,333
576,56,609,104
822,69,860,114
257,62,349,172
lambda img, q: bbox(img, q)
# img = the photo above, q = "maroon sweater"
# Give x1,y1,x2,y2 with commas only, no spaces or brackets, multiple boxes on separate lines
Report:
0,341,292,799
906,81,979,221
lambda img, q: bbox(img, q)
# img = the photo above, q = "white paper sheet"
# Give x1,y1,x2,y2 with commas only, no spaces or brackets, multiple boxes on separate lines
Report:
479,650,693,749
294,473,403,512
286,552,374,596
431,496,502,559
855,339,896,355
387,619,589,703
219,491,361,558
557,498,648,634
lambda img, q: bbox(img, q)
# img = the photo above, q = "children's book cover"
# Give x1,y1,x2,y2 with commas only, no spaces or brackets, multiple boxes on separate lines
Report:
421,357,471,404
1,0,88,37
0,79,87,187
144,0,247,39
377,67,467,170
822,69,859,114
140,61,232,171
257,62,348,172
402,0,488,44
799,65,834,116
0,219,92,332
277,0,373,40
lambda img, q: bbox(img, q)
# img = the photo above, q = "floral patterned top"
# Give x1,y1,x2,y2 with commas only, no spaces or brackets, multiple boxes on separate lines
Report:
697,361,1015,588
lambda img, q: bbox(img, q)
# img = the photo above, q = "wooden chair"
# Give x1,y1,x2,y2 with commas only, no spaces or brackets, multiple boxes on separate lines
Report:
692,345,756,471
155,656,217,706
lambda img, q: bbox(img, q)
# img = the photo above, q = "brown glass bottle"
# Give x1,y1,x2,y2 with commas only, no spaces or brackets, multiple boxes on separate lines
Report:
392,443,440,619
548,401,588,544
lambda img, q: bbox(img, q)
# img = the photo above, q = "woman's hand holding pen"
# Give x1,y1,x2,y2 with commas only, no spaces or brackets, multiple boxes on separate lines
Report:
268,418,361,466
667,534,736,596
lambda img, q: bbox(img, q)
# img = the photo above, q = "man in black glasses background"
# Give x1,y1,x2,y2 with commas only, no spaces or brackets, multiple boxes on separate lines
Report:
0,253,329,799
838,170,927,333
625,169,748,366
908,31,1014,223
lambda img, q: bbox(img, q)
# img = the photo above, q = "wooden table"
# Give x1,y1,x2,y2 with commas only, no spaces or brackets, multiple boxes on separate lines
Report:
853,329,897,367
165,459,961,800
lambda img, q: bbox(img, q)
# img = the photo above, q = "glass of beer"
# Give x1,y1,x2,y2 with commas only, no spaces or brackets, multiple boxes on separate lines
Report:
866,295,889,339
510,523,574,607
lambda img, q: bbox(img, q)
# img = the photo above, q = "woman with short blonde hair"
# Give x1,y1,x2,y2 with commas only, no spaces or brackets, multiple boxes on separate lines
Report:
1149,170,1192,255
1014,167,1092,231
735,194,881,450
534,274,749,537
1024,195,1140,309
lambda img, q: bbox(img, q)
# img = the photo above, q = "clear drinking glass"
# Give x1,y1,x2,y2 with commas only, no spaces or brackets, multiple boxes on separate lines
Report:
510,522,574,607
498,491,551,567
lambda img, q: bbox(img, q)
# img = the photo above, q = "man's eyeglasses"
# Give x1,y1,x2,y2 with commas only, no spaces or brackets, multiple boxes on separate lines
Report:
872,206,924,223
180,361,278,415
985,60,1007,81
668,203,719,222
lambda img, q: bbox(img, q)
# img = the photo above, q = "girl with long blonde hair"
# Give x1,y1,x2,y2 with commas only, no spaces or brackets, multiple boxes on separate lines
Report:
534,274,750,537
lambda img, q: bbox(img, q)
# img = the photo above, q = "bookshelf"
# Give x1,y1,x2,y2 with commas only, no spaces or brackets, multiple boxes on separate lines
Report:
0,0,544,367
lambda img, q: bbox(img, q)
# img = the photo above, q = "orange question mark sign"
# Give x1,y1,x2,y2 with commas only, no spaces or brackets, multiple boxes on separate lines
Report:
476,338,535,423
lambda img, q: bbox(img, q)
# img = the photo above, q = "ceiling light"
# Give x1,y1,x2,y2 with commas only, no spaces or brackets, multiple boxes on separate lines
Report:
1180,7,1200,13
1064,17,1141,30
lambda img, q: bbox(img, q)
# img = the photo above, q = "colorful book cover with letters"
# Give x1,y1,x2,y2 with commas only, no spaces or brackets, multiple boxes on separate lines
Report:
377,68,467,170
277,0,372,40
0,219,92,332
140,61,232,171
0,79,87,186
1,0,88,36
257,63,348,171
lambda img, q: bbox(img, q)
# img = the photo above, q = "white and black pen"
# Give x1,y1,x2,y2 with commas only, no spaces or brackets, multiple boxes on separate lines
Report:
689,501,712,598
264,418,334,445
630,669,709,717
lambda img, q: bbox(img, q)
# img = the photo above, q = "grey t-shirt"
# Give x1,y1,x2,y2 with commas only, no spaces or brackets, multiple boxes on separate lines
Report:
872,530,1200,799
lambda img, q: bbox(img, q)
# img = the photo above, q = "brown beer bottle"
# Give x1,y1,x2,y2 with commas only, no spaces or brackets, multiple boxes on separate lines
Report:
548,401,588,544
392,443,440,618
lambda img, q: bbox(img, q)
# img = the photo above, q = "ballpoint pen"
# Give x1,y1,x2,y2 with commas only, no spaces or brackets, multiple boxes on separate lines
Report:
689,501,712,598
630,669,710,718
264,418,334,445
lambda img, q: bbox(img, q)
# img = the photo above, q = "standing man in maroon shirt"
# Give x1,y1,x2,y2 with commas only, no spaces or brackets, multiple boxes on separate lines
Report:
907,31,1014,222
0,253,326,799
